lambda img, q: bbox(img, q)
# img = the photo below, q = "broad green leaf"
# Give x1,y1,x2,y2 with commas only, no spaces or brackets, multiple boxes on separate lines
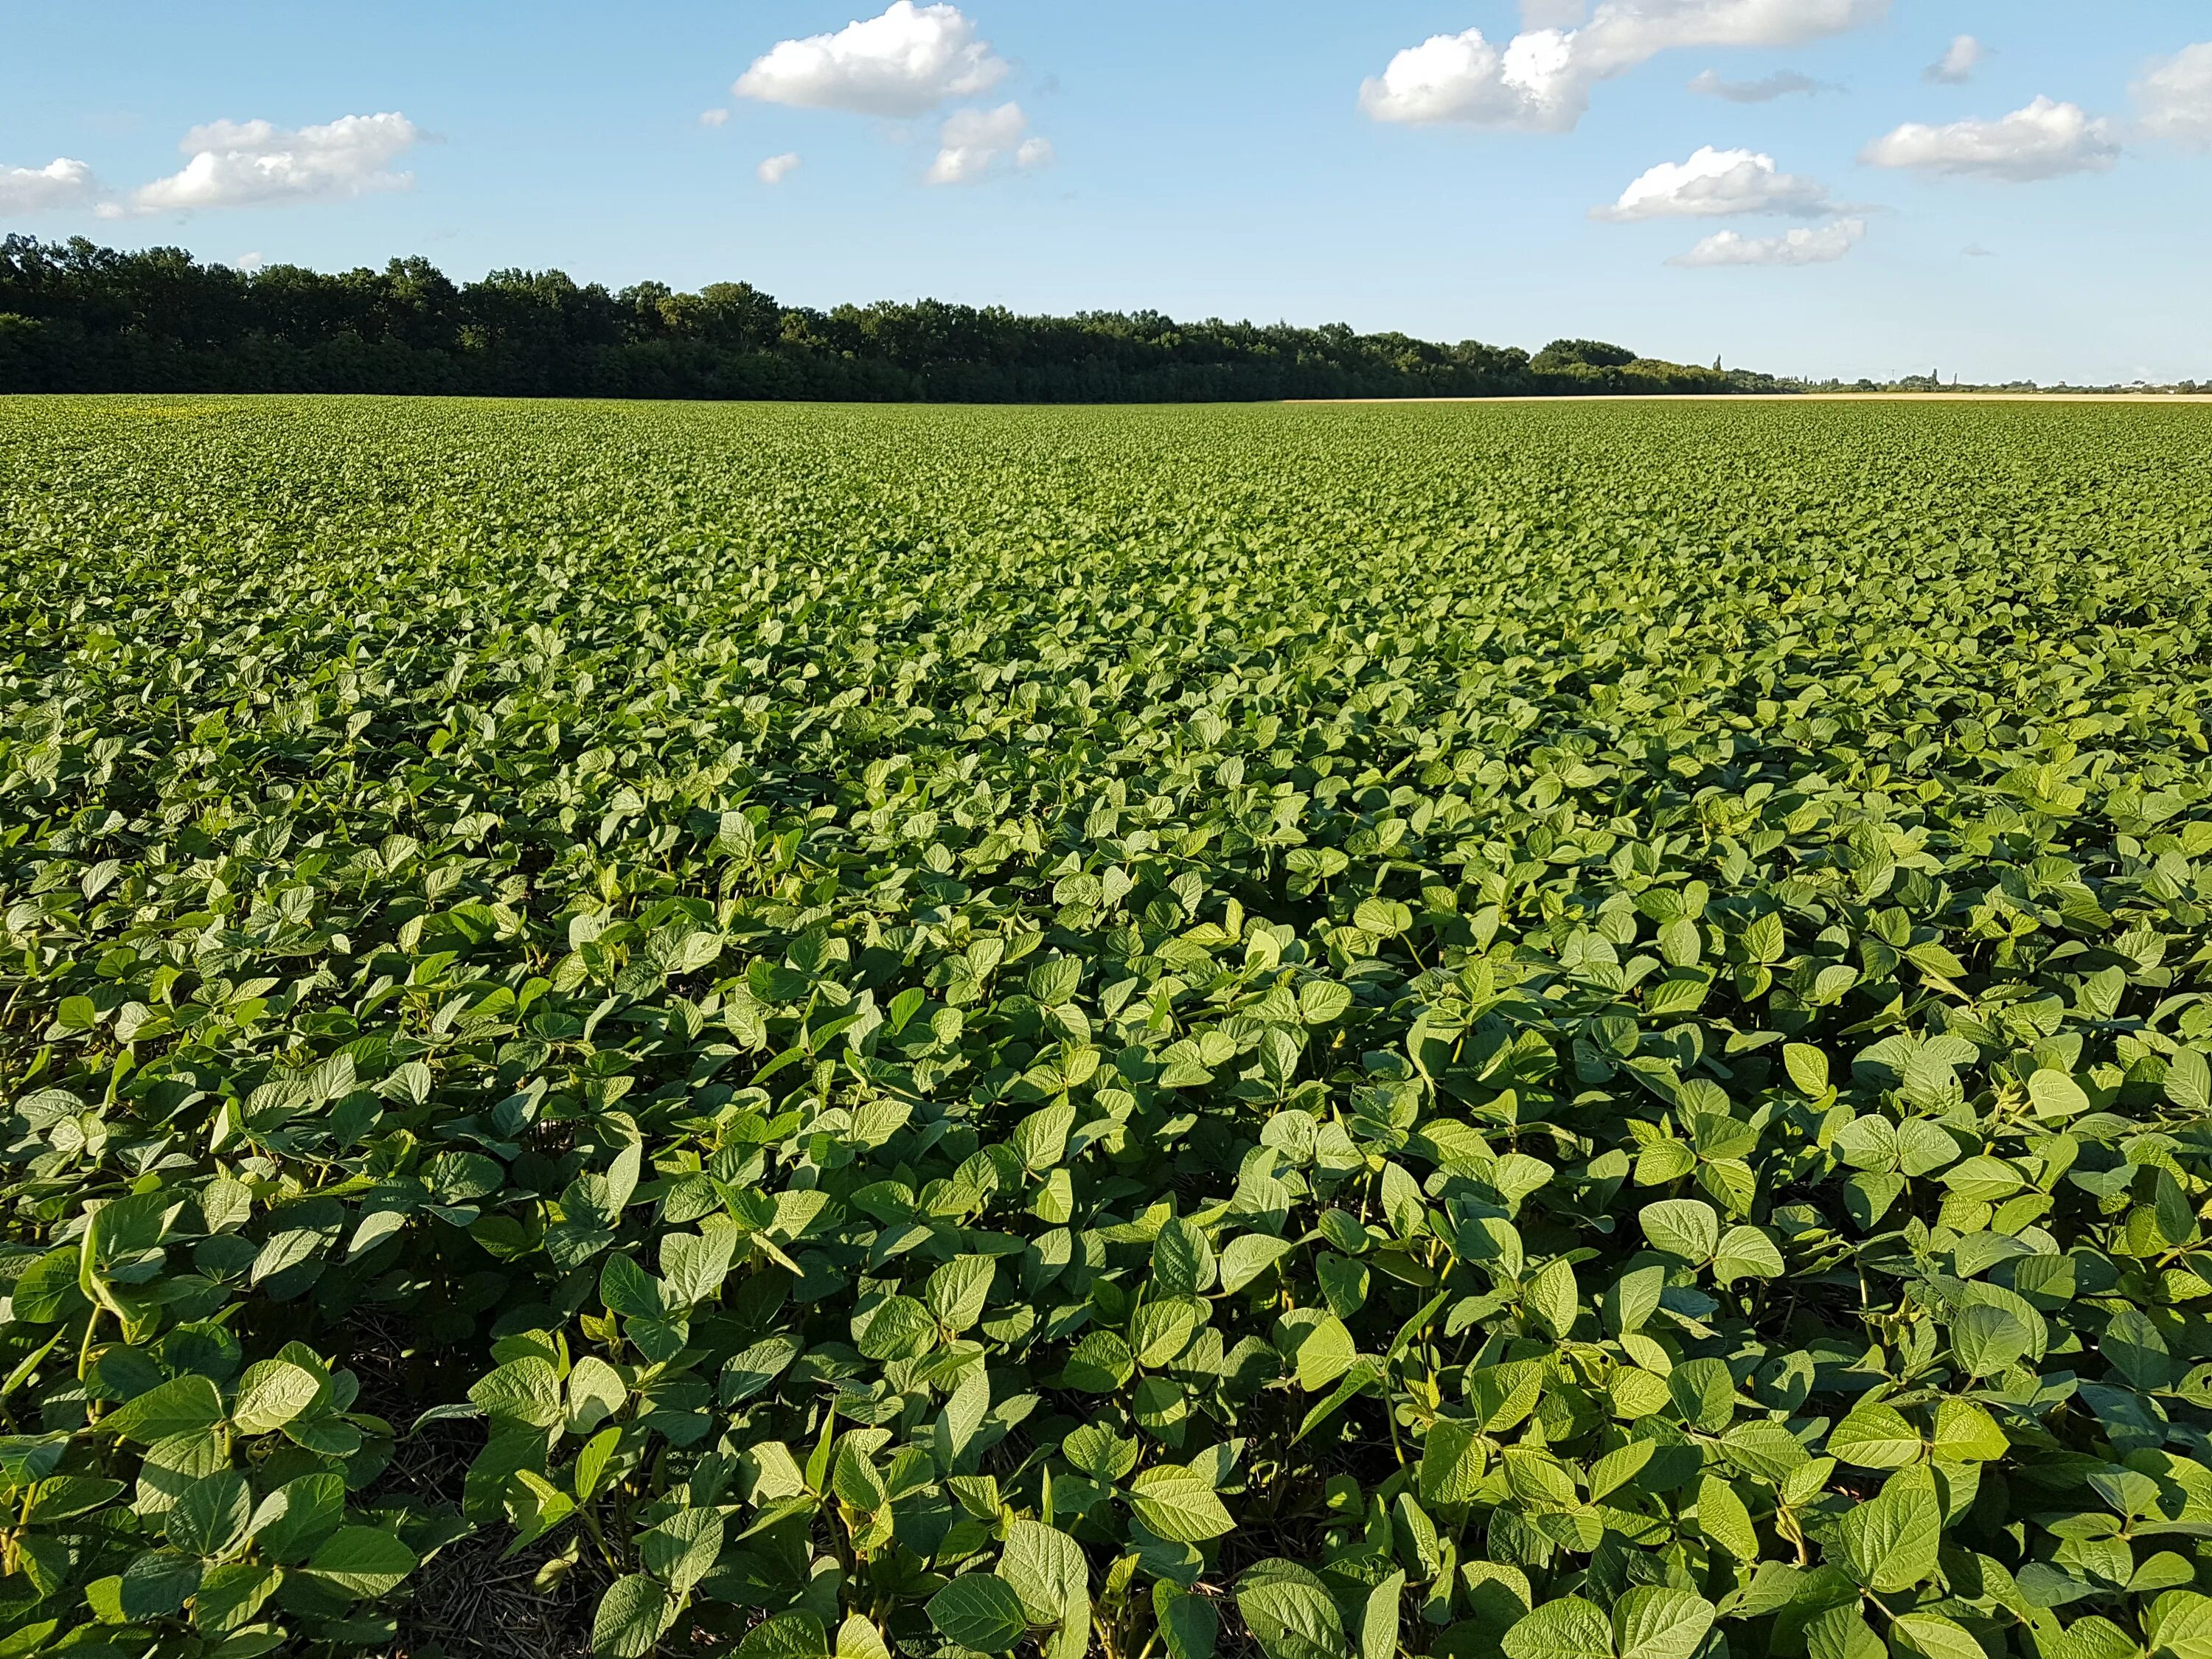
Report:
1501,1595,1612,1659
594,1574,678,1659
930,1574,1032,1652
1129,1466,1237,1542
1640,1199,1719,1264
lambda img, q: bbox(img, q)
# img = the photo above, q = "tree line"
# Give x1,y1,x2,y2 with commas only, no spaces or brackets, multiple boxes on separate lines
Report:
0,236,1790,403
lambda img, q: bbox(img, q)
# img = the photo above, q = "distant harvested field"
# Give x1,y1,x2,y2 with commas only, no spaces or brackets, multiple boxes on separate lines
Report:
1298,391,2212,403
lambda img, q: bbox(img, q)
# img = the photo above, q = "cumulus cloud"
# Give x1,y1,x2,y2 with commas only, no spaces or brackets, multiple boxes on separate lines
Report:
234,251,266,272
699,108,731,128
925,102,1051,184
129,113,422,214
2134,42,2212,150
1861,97,2118,182
1687,68,1829,101
1923,35,1984,85
1361,0,1888,132
757,152,801,185
1672,216,1865,265
0,157,102,215
1963,243,1996,257
1594,145,1837,218
736,1,1006,119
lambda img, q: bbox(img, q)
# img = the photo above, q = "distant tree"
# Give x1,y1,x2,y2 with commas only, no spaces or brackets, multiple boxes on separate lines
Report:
0,237,1800,403
1533,338,1638,370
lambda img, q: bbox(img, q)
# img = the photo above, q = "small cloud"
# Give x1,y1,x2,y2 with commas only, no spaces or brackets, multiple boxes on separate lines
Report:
1687,68,1832,102
1862,97,2118,182
1360,0,1888,134
1924,35,1986,86
1962,243,1997,257
2134,41,2212,151
128,112,423,215
1593,145,1837,220
234,251,266,272
1672,217,1865,266
699,108,731,128
0,157,102,215
757,152,801,185
925,102,1051,185
736,1,1006,119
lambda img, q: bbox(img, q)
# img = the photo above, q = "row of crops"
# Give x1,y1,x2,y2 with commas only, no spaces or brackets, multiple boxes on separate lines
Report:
3,396,2211,1659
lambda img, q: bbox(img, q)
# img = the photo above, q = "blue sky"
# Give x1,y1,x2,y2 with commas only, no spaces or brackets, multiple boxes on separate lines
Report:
3,1,2206,383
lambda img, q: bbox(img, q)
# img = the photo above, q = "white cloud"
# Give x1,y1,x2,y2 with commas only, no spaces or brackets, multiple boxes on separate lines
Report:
1688,68,1828,101
2134,42,2212,150
129,113,422,214
1672,216,1865,265
699,108,731,128
0,157,101,215
1962,243,1996,257
736,1,1005,119
1576,0,1886,74
1594,145,1836,218
234,251,266,272
1361,0,1888,132
757,152,801,185
925,102,1051,184
1923,35,1984,85
1861,97,2118,182
1360,27,1585,130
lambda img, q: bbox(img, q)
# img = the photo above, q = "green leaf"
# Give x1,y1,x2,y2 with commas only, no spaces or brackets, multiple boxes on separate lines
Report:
1640,1199,1719,1264
1152,1218,1217,1297
1890,1612,1990,1659
1289,1313,1357,1391
470,1356,565,1430
249,1472,344,1565
1501,1595,1612,1659
1613,1585,1717,1659
1219,1234,1298,1295
103,1375,224,1444
1829,1403,1923,1470
720,1335,801,1405
1061,1330,1136,1393
594,1573,678,1659
926,1255,996,1332
998,1518,1088,1627
1155,1582,1220,1659
1711,1225,1784,1284
1837,1467,1941,1593
167,1470,251,1559
2166,1049,2212,1115
854,1293,937,1360
1129,1466,1237,1543
639,1508,724,1595
1784,1044,1829,1096
1694,1474,1758,1562
192,1561,280,1634
929,1573,1032,1652
1952,1303,2033,1378
1524,1257,1578,1339
231,1360,322,1435
304,1526,417,1599
738,1612,829,1659
1237,1562,1349,1659
1419,1416,1487,1505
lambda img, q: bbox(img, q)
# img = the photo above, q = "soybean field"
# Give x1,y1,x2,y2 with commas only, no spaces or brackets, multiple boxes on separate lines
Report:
4,396,2212,1659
